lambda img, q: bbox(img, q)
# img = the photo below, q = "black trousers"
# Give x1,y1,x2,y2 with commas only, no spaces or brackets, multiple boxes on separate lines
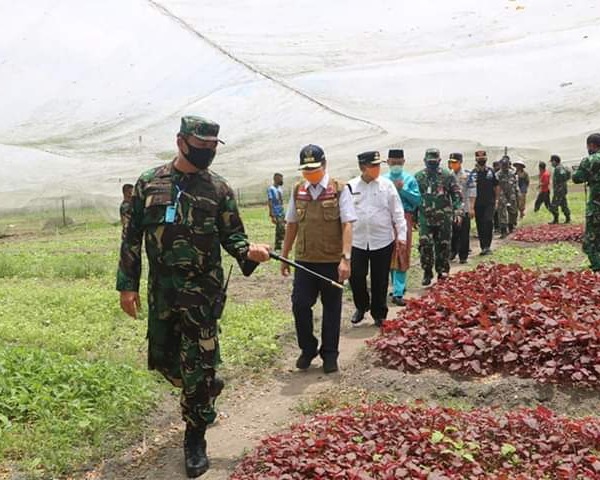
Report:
349,242,394,320
475,203,494,250
534,191,551,212
451,212,471,261
292,262,342,361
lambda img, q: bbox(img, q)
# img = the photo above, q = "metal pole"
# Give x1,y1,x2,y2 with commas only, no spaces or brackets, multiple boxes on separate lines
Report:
269,252,344,289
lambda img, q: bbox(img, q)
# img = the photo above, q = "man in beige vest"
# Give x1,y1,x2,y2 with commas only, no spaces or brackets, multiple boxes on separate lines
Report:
281,144,357,373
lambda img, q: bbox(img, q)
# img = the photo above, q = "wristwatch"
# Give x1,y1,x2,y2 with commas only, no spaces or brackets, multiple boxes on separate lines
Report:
342,253,351,261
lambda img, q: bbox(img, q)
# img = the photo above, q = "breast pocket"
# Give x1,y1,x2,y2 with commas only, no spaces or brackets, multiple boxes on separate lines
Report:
188,196,218,234
322,199,340,221
143,189,172,226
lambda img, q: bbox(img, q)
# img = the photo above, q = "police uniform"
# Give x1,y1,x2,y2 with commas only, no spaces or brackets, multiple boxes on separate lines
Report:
468,150,498,255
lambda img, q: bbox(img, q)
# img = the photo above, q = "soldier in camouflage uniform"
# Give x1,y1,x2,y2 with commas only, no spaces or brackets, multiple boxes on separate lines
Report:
117,116,270,478
414,149,463,286
549,154,572,224
573,133,600,272
496,156,519,238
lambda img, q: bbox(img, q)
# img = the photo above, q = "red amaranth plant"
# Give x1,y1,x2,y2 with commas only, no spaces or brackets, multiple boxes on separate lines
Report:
231,403,600,479
369,264,600,387
512,224,584,242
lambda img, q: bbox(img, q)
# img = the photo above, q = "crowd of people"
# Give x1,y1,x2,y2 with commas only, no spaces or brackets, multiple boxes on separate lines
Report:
116,115,600,478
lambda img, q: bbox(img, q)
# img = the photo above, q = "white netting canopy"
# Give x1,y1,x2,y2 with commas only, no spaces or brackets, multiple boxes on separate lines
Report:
1,0,599,215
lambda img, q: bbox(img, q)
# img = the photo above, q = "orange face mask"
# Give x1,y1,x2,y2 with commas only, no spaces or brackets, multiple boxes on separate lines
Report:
365,165,381,179
302,168,325,184
449,162,461,173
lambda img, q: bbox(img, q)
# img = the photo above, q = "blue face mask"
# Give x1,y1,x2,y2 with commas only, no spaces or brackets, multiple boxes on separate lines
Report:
389,165,403,178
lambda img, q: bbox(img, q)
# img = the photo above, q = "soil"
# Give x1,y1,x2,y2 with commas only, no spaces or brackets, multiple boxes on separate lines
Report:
94,234,596,480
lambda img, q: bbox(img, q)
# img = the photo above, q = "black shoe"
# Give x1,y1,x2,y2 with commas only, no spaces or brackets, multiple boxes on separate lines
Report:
459,258,468,265
296,352,317,370
373,318,384,327
480,248,492,256
323,358,339,374
422,271,433,286
184,424,209,478
450,252,457,261
351,309,366,325
548,219,558,225
437,272,449,282
391,296,406,307
564,218,571,224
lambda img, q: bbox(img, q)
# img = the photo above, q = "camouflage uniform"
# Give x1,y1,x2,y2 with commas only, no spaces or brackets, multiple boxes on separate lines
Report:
119,200,132,226
496,167,519,234
117,118,252,429
573,151,600,271
549,164,571,223
415,154,463,276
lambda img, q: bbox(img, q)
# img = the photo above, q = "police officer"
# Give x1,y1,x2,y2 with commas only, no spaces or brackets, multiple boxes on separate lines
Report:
572,133,600,272
117,116,271,478
415,148,463,285
281,145,356,373
468,150,499,255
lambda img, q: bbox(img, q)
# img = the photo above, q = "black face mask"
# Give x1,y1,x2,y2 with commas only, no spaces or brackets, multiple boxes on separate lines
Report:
476,159,487,166
589,149,596,156
426,160,440,171
183,140,216,170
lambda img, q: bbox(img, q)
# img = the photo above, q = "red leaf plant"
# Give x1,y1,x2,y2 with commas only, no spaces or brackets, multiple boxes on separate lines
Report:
369,264,600,387
231,403,600,479
512,224,584,243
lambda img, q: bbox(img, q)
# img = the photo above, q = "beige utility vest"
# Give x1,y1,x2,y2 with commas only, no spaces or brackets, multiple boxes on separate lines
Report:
294,179,344,263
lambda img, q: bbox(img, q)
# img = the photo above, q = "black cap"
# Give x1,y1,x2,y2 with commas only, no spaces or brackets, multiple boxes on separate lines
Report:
449,152,463,162
550,154,561,163
586,133,600,146
388,149,404,159
298,144,325,170
357,151,383,165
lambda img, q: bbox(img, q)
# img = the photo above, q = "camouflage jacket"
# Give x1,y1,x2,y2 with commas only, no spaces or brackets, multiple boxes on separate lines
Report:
573,152,600,215
414,167,463,225
496,169,519,204
552,164,571,196
119,200,133,226
116,161,250,296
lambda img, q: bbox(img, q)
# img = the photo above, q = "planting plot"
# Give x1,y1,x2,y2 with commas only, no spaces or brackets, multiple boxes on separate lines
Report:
232,403,600,479
512,224,584,243
370,264,600,387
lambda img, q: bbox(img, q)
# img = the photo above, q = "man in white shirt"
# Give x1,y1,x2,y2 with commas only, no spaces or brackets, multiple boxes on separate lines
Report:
348,151,407,327
281,144,357,373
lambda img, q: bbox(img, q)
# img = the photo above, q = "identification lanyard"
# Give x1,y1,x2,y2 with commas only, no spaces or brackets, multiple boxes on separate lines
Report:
165,185,184,223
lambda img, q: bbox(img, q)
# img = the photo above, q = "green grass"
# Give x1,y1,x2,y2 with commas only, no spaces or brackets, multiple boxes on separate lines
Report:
477,242,584,270
0,206,292,478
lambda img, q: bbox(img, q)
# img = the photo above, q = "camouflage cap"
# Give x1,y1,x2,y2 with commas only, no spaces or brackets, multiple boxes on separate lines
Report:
449,152,463,162
475,150,487,159
179,115,225,144
357,151,383,165
424,148,441,160
298,144,325,170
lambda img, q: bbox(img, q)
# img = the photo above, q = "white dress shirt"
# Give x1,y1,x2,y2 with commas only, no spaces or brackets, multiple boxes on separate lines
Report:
348,175,407,250
285,173,357,224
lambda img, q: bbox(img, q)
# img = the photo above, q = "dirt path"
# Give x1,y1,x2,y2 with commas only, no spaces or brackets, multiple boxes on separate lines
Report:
97,235,508,480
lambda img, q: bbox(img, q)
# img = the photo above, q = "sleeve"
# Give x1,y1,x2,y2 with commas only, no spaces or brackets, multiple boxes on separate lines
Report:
400,175,422,209
285,189,298,223
467,171,477,198
116,179,145,291
524,172,530,189
338,185,358,224
389,183,407,241
266,186,274,202
572,158,590,184
448,174,464,214
217,184,250,261
492,171,499,187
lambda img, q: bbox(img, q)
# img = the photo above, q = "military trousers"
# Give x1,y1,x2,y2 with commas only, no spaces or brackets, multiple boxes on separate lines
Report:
274,214,285,251
349,242,394,320
498,198,518,229
147,297,222,429
549,193,571,221
583,214,600,272
292,262,342,361
419,220,452,275
475,203,495,250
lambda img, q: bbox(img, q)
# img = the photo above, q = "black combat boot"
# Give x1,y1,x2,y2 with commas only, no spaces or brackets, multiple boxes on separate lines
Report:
564,215,571,224
184,423,209,478
549,214,559,225
499,225,508,239
422,270,433,286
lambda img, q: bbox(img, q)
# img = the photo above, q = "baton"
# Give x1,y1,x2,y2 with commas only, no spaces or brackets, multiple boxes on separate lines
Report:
269,252,345,289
